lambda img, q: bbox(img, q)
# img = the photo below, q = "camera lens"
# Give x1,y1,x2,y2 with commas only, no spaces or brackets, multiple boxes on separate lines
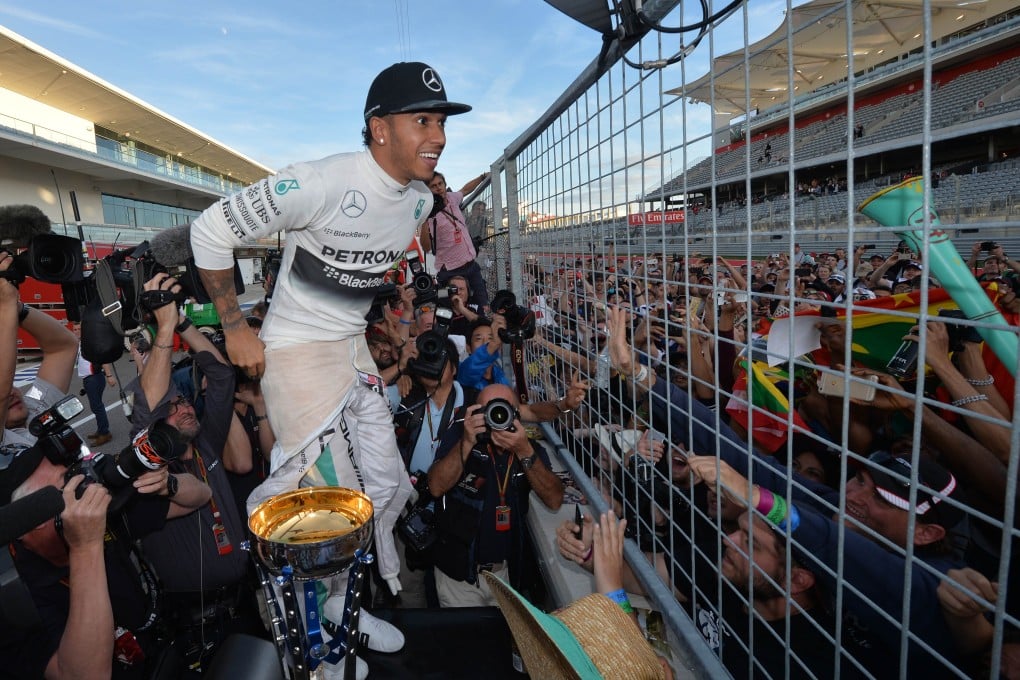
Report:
414,272,434,292
418,335,441,357
483,399,516,431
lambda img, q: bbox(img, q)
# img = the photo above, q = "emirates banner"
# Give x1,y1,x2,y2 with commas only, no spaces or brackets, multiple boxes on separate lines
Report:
628,210,685,226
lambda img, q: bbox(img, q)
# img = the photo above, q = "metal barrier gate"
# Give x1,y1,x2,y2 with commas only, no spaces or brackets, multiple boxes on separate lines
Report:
466,1,1020,678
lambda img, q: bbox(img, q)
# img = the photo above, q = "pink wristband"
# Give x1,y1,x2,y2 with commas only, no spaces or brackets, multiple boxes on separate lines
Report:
755,486,775,515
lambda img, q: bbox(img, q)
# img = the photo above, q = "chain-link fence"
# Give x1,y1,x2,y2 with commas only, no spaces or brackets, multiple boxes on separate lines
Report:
481,1,1020,677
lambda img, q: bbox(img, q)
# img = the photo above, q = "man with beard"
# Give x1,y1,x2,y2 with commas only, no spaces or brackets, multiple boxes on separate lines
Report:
125,273,255,670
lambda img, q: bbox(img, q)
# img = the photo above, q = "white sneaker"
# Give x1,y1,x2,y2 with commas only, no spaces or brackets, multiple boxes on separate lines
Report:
323,596,405,653
320,655,368,680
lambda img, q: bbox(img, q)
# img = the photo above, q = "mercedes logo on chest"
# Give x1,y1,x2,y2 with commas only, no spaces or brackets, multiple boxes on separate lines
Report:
341,190,367,218
422,68,443,93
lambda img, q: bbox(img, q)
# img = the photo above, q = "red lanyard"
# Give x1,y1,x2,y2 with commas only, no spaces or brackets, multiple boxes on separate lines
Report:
193,451,232,555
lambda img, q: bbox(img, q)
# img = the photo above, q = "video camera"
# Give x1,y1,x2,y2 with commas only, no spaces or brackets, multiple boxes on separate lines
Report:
0,205,84,286
406,307,454,381
106,224,245,330
0,234,84,286
490,290,536,344
0,204,88,322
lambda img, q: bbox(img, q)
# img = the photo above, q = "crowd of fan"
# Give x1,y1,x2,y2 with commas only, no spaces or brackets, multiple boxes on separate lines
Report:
506,239,1019,679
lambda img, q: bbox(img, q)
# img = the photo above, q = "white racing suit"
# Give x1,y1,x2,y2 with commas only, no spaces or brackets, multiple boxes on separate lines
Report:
191,150,430,594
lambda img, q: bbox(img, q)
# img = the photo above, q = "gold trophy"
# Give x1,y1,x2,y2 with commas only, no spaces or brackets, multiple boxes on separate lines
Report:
248,487,375,680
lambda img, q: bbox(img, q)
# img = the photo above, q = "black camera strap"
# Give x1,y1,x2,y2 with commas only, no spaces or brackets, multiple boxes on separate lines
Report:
428,207,465,259
509,342,529,405
396,387,458,470
93,258,124,335
430,388,459,444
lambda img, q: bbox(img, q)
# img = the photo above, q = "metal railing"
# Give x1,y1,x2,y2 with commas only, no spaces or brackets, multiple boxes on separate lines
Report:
479,1,1020,678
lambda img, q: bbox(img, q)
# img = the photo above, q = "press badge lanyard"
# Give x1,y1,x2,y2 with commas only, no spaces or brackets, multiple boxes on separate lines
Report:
425,390,458,444
491,450,514,532
193,451,233,555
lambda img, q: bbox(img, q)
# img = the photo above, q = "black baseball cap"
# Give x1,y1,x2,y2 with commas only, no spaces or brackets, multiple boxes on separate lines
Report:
864,451,963,528
364,62,471,120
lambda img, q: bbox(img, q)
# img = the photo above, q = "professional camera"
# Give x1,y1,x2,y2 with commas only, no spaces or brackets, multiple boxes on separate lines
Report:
404,250,456,309
482,398,518,432
489,289,536,343
113,224,244,324
406,307,454,381
64,420,186,502
405,250,437,306
429,191,446,218
365,282,400,326
397,472,439,559
29,396,87,464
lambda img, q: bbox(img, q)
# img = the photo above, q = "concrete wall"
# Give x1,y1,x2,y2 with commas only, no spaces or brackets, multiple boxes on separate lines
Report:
0,87,96,153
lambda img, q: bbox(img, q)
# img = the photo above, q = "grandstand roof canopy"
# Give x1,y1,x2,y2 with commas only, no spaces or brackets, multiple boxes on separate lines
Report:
0,26,272,183
668,0,1016,114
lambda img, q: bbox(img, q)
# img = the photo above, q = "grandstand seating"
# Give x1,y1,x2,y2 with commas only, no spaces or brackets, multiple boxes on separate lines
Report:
651,48,1020,200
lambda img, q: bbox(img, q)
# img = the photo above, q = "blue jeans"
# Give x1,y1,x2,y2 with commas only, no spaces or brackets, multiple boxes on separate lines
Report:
82,373,109,435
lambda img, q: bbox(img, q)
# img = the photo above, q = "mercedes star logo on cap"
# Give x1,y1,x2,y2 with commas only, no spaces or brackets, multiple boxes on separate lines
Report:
422,68,443,93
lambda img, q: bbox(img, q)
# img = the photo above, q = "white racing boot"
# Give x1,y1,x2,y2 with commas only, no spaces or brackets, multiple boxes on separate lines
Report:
322,593,405,654
319,650,368,680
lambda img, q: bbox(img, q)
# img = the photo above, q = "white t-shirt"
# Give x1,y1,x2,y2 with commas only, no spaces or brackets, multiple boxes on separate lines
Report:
191,150,432,345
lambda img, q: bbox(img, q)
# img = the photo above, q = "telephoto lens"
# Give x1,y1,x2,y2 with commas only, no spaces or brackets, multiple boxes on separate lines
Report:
104,420,188,487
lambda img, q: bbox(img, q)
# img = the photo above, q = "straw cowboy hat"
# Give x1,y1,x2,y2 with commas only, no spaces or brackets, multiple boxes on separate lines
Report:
483,572,665,679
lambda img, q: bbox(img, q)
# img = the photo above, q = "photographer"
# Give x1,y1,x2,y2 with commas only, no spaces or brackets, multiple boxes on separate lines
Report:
392,339,465,465
421,171,491,311
2,419,206,678
126,273,254,668
445,275,480,337
1,251,78,466
385,337,467,606
4,476,115,679
426,384,563,606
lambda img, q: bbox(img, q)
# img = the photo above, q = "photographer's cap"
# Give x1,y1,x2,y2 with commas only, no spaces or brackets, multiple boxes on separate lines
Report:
364,62,471,120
